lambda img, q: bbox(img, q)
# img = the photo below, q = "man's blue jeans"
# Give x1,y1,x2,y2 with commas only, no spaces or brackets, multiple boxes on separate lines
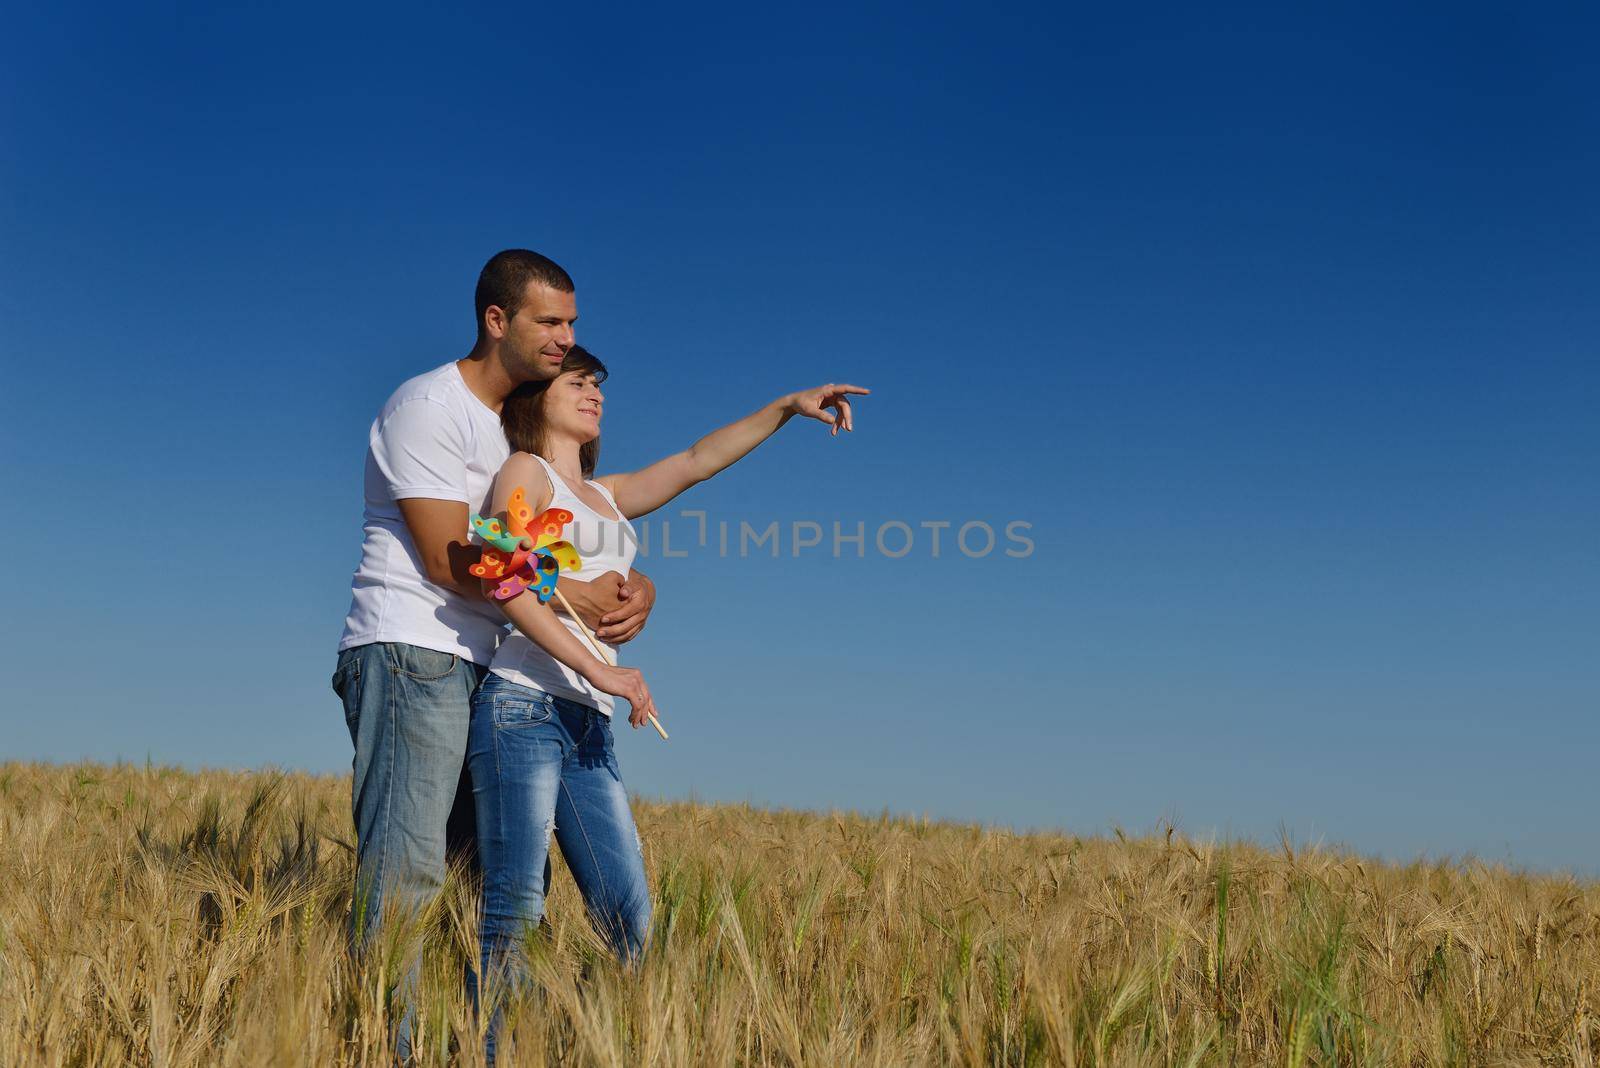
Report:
467,674,651,1059
332,642,487,1053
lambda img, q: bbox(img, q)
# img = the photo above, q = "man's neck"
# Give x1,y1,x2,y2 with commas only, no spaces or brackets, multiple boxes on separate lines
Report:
456,345,518,414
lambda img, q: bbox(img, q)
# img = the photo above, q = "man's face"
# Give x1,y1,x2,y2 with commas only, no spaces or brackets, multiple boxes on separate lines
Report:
492,282,578,384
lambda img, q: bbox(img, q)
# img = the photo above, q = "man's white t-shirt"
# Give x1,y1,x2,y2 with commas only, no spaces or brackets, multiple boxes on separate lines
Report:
338,361,511,665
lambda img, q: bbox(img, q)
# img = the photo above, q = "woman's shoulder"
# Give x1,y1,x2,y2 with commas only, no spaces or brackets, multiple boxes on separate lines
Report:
495,451,555,509
496,450,547,477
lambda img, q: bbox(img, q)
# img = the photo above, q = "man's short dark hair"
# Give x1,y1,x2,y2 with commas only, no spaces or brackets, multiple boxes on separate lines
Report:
475,249,574,337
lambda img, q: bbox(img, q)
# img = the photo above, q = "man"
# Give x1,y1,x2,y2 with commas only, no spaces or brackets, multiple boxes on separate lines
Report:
331,249,657,986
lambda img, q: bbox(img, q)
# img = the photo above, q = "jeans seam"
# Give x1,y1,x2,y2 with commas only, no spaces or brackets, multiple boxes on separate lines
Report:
362,649,395,938
492,701,504,841
491,689,507,928
558,774,613,913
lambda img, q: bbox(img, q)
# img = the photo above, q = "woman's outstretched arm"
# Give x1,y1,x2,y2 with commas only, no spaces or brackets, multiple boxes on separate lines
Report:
598,382,869,519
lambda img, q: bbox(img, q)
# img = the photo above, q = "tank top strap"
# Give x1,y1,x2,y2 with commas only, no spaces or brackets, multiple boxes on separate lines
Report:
526,453,571,510
527,452,621,521
588,477,624,519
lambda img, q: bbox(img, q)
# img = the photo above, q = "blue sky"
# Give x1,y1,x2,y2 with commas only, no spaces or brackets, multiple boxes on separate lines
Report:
2,3,1596,872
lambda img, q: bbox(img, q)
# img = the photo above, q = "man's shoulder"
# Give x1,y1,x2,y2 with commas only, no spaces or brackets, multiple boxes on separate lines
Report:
381,361,467,414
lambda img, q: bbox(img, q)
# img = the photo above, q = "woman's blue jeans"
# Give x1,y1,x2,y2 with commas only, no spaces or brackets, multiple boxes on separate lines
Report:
467,673,651,1057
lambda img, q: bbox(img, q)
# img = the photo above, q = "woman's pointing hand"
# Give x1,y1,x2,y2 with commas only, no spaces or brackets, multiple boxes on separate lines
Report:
786,383,871,437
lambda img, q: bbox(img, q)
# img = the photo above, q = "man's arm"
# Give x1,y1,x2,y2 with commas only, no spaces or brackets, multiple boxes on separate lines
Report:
556,568,657,643
397,492,659,643
374,397,485,596
397,497,486,597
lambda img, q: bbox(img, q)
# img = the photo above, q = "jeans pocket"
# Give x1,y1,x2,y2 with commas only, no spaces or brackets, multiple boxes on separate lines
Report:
492,692,554,729
331,655,361,700
332,653,363,735
385,643,460,681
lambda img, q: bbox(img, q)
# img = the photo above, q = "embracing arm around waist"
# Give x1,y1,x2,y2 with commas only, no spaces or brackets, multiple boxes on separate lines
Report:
477,457,607,679
482,454,656,714
479,453,607,681
479,452,658,641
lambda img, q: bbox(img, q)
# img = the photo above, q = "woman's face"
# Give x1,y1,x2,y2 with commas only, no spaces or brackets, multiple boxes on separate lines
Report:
542,370,604,444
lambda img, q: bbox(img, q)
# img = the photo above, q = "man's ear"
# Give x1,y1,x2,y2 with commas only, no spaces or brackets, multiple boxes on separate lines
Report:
484,305,508,339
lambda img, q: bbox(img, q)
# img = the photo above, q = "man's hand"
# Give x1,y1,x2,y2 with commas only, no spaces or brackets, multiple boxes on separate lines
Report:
600,569,656,643
554,569,656,643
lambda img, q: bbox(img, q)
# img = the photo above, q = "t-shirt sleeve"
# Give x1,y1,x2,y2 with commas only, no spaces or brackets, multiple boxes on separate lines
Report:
371,398,472,502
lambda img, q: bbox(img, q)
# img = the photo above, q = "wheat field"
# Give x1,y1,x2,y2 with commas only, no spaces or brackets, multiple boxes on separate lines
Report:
0,761,1596,1066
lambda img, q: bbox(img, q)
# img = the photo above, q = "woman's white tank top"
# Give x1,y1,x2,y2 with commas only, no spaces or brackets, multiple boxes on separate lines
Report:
487,453,639,715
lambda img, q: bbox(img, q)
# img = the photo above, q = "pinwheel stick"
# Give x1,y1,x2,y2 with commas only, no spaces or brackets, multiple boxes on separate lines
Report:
554,587,670,741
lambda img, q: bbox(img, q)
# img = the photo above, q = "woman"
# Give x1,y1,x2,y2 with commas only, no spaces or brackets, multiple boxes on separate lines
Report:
468,344,866,1052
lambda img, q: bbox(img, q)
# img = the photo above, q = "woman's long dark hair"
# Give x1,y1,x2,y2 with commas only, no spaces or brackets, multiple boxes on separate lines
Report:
501,344,609,478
